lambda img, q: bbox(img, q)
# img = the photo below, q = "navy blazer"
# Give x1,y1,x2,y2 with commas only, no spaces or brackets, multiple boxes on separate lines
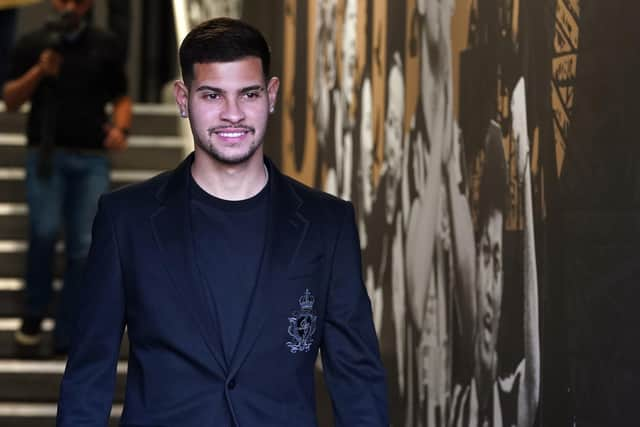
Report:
57,155,388,427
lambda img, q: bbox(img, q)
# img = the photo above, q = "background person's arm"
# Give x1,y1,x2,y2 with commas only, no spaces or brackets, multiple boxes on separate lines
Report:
2,48,61,111
104,94,132,150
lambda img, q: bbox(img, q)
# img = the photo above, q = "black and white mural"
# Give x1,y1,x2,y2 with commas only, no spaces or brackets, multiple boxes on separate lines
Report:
276,0,545,425
240,0,640,424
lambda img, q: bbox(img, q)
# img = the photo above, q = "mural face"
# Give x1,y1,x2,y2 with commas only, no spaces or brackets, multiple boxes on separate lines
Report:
475,209,503,385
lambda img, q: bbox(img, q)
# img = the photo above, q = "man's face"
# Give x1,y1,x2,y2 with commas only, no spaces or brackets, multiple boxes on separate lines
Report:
476,209,504,380
52,0,93,27
175,57,279,166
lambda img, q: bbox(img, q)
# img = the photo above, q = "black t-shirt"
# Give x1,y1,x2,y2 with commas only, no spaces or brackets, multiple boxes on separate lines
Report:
189,173,269,363
7,25,127,149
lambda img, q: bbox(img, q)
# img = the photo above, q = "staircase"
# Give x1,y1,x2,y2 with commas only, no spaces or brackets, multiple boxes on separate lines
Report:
0,103,184,427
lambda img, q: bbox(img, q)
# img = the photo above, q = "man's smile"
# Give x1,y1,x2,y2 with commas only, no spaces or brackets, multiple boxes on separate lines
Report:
208,126,255,142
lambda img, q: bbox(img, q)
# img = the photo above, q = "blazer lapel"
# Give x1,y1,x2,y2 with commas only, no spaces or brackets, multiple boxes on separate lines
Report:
150,154,227,374
228,158,309,377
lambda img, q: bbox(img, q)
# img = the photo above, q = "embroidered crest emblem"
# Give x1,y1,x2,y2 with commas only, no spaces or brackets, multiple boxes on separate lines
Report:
286,289,317,353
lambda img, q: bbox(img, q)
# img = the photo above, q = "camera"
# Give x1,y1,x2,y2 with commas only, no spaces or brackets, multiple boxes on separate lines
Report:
44,10,77,49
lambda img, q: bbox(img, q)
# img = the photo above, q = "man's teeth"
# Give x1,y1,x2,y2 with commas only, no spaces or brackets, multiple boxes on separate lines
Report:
218,131,245,138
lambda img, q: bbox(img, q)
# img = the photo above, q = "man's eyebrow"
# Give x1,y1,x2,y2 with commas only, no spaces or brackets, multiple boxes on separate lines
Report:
194,85,265,93
195,85,223,93
240,85,265,93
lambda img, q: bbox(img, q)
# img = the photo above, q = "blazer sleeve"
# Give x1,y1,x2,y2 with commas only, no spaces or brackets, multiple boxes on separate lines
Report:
320,203,389,426
57,195,126,426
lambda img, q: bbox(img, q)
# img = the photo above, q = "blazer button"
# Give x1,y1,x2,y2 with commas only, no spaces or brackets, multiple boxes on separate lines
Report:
227,379,236,390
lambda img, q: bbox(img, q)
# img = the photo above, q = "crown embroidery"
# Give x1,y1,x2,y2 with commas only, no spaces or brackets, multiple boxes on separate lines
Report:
286,289,317,353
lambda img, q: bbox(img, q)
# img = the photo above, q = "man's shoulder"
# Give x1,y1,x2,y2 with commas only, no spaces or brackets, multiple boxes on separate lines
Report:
102,169,172,208
280,172,352,215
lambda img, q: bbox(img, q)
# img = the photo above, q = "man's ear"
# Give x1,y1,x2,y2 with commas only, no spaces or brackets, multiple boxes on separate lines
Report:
267,77,280,113
174,80,189,118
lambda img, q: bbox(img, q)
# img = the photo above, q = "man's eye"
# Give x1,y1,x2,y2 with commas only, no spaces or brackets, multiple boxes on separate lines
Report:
204,93,221,100
244,90,262,100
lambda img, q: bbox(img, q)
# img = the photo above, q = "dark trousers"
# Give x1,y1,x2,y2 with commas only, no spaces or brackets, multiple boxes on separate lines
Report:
24,149,110,348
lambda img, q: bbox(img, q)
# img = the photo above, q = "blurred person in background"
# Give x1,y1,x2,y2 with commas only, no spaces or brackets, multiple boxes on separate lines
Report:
2,0,131,355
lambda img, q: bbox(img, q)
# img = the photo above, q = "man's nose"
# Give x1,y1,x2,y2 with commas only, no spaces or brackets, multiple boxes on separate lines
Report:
221,97,245,123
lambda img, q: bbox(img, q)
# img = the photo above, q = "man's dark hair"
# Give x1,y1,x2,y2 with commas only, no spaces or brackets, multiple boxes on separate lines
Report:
477,121,508,238
179,17,271,86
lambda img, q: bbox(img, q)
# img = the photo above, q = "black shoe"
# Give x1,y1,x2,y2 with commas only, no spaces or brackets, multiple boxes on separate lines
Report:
14,316,43,346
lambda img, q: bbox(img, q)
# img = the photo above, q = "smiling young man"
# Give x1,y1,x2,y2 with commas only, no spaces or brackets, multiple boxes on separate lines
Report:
57,17,388,427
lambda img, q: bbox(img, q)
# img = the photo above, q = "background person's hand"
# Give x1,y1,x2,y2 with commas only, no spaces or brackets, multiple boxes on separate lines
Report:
38,49,63,77
103,124,128,150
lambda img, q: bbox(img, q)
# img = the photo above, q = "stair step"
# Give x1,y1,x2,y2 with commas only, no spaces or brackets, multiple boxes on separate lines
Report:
0,137,184,170
0,169,161,203
0,319,130,360
0,204,27,240
0,296,39,319
0,282,60,317
0,292,31,317
0,102,182,137
0,360,126,401
0,242,64,278
0,403,121,427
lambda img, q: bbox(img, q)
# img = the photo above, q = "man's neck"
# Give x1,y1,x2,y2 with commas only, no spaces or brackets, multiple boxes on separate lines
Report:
191,153,268,201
